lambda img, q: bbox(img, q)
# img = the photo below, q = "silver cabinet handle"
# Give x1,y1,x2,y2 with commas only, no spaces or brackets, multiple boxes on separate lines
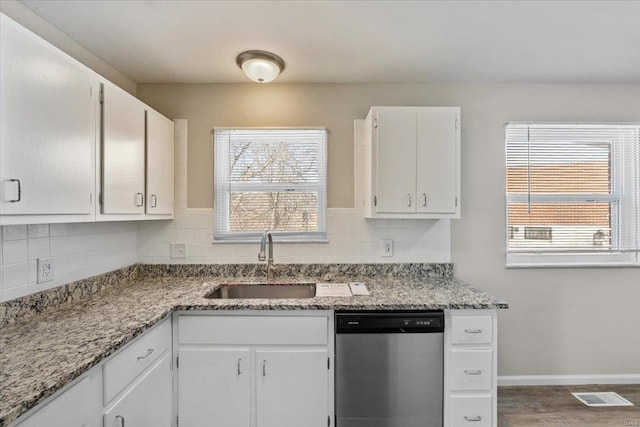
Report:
237,358,242,375
407,193,412,207
262,360,266,377
115,415,125,427
464,329,483,334
150,194,157,208
464,369,482,375
6,179,21,202
135,192,144,207
137,348,154,360
464,415,482,422
422,193,427,207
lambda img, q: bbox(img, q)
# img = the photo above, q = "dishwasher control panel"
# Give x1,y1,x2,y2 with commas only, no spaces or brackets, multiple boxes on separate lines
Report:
336,311,444,333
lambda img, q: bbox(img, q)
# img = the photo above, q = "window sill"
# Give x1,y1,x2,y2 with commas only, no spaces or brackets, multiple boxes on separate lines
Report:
507,262,640,268
507,253,639,268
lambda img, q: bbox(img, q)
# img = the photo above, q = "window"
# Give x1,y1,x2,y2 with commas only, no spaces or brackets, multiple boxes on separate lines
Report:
214,128,327,241
506,123,640,266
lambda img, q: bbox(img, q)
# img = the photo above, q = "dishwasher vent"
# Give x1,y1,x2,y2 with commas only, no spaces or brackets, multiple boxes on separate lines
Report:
572,392,634,407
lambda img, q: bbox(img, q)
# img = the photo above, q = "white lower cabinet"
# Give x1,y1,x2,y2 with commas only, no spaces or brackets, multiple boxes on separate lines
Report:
103,353,172,427
255,349,329,427
444,309,497,427
176,312,334,427
178,348,251,427
14,374,100,427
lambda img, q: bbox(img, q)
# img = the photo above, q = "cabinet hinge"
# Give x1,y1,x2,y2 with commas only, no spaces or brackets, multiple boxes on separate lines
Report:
98,193,103,205
455,117,458,130
373,196,377,206
373,117,378,129
99,90,104,104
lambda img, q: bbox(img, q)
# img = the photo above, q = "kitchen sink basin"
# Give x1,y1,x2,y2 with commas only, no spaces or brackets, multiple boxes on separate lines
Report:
204,283,316,299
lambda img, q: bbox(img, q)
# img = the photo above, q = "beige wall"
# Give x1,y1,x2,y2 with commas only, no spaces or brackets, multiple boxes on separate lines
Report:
138,81,640,376
0,0,137,95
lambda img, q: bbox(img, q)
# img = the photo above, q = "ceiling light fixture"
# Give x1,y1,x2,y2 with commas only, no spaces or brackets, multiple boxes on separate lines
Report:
236,50,285,83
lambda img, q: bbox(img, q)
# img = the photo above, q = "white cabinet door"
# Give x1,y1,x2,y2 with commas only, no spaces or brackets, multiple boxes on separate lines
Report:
178,348,251,427
375,108,417,214
256,349,329,427
416,109,458,214
0,14,93,218
103,353,172,427
146,109,174,215
16,377,92,427
101,82,145,215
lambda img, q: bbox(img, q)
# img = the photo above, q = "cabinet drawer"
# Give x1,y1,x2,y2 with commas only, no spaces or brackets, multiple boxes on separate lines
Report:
178,315,328,345
449,349,492,391
450,315,493,345
103,319,171,404
450,395,492,427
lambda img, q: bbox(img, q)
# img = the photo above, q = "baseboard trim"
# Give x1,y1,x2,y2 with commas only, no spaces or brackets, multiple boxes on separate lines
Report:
498,374,640,386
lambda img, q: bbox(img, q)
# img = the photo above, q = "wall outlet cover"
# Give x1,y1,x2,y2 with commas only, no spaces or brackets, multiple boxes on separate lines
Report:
170,242,187,259
37,257,54,283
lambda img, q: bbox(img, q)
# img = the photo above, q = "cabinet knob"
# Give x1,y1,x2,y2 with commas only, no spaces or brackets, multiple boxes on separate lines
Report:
464,415,482,422
407,193,412,207
422,193,427,207
464,369,483,376
262,360,267,377
237,358,242,376
115,415,125,427
150,194,158,208
135,192,144,207
464,329,483,334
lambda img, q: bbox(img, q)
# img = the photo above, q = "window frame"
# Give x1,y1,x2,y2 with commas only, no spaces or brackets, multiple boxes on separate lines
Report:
505,122,640,267
213,127,328,243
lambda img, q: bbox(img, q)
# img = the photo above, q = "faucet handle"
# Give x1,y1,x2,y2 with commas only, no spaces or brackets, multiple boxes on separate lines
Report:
258,250,266,261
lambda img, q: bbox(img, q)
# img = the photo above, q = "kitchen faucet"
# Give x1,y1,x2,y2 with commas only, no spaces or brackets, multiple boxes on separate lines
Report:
258,230,275,282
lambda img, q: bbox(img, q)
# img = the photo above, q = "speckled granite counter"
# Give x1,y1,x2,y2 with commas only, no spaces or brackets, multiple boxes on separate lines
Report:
0,264,507,425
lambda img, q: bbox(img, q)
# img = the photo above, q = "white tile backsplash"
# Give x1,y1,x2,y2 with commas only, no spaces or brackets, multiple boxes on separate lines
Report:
0,221,138,302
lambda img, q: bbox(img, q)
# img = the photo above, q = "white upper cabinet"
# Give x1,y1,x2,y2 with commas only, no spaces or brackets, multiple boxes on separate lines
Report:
100,81,146,215
0,14,174,225
416,109,459,215
363,106,461,219
374,109,417,214
0,14,95,224
145,109,174,216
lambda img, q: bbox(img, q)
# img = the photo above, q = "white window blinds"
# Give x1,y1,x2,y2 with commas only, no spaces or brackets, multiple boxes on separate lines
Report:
506,123,639,265
214,128,327,241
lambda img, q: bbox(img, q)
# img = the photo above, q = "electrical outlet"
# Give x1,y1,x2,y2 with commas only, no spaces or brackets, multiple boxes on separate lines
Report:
381,239,393,257
170,242,187,259
37,257,54,283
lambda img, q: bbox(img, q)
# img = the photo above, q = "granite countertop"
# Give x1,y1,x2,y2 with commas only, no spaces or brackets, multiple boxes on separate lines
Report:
0,265,507,425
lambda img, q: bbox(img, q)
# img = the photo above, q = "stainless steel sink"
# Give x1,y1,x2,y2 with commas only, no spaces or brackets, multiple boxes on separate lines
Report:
204,283,316,299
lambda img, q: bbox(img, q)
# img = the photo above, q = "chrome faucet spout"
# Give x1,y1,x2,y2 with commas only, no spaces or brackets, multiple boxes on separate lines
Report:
258,231,275,282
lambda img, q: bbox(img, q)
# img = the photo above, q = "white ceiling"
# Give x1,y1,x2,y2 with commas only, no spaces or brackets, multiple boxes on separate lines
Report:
20,0,640,84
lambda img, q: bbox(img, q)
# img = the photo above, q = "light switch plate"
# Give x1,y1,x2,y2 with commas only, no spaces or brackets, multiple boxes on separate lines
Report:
170,242,187,259
381,239,393,257
37,257,54,283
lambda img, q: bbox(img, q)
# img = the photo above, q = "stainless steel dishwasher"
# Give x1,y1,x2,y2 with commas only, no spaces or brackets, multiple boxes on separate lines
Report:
335,311,444,427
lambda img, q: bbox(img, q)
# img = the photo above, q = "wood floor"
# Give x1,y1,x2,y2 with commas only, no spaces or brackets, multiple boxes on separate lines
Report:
498,384,640,426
